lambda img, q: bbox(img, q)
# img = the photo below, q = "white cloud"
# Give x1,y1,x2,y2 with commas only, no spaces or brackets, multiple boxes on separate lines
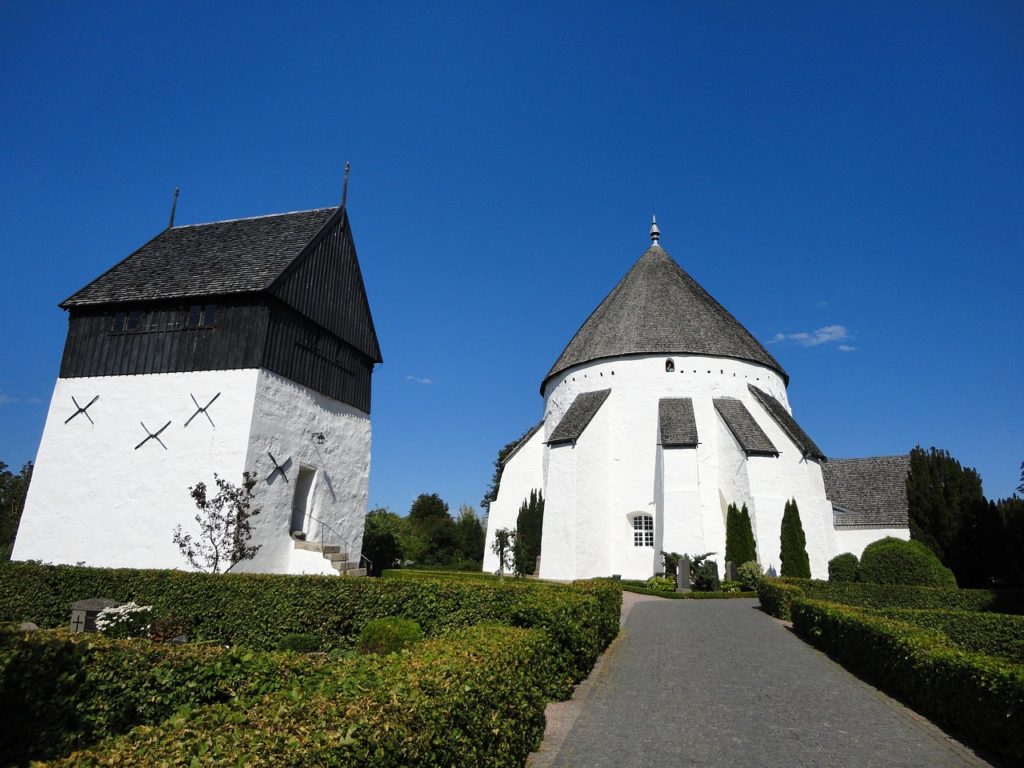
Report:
405,375,433,385
837,344,857,352
770,325,851,348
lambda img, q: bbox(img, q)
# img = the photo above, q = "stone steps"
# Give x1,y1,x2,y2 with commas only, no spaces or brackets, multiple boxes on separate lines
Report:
293,539,365,576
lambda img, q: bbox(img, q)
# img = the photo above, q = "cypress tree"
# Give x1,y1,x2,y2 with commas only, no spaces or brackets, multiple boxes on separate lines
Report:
513,489,544,576
779,498,811,578
724,503,741,566
738,504,758,565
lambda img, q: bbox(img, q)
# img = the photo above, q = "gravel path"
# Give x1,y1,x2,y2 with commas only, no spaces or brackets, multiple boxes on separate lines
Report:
529,596,997,767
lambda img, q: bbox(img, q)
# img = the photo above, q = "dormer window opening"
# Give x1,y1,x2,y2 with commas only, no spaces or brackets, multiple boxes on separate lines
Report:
665,358,675,373
125,310,141,331
186,304,217,329
111,312,126,332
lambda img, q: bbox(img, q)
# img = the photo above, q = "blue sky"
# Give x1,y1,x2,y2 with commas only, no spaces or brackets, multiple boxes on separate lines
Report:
2,1,1022,513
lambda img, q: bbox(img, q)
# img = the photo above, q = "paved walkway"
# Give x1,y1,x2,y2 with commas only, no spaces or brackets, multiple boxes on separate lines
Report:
529,595,997,768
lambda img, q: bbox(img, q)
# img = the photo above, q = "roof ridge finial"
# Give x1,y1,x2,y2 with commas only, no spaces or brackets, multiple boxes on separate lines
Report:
167,187,180,229
649,214,660,247
341,162,351,208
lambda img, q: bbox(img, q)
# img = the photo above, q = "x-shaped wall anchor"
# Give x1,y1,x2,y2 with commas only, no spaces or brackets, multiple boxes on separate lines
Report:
135,421,171,450
184,392,221,428
65,395,99,425
266,452,291,483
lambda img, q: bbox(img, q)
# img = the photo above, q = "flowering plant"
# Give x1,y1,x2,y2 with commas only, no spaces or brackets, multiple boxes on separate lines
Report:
94,602,153,639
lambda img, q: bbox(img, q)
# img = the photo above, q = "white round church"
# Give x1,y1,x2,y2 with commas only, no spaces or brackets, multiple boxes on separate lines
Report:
484,220,910,581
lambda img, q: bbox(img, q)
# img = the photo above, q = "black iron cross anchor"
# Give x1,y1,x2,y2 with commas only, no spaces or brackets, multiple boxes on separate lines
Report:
184,392,221,428
65,395,99,424
135,420,172,450
71,613,85,632
266,452,291,483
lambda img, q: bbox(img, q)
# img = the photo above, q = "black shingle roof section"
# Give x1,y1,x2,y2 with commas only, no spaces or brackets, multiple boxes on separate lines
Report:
748,385,826,460
547,389,611,444
713,398,778,456
659,398,698,447
822,455,911,528
544,246,787,392
62,208,338,307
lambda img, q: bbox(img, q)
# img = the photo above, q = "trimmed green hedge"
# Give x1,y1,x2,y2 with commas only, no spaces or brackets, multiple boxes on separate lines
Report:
858,537,957,588
620,583,757,600
0,628,333,766
39,625,557,768
757,577,1024,620
871,608,1024,664
0,562,620,694
791,598,1024,762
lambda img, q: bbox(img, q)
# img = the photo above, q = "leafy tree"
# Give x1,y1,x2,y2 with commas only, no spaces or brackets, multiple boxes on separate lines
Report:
512,489,544,576
173,472,260,573
491,527,515,576
454,504,486,564
0,460,33,561
361,507,405,576
481,427,536,513
404,493,457,565
779,498,810,578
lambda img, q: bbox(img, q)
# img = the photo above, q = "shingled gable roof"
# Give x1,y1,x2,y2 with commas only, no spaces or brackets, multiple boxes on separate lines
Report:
547,389,611,444
713,398,778,456
61,207,339,308
543,245,787,392
748,385,826,461
659,398,698,447
821,455,911,528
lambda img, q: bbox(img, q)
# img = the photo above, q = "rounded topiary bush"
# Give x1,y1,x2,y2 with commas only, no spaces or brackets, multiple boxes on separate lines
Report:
357,618,423,655
828,553,860,582
858,537,957,588
644,576,675,592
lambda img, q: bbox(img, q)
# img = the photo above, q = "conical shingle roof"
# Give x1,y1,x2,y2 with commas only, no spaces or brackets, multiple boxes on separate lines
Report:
544,245,787,390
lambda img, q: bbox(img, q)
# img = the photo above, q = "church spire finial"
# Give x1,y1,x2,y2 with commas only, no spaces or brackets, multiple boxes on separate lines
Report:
649,214,661,247
341,162,351,208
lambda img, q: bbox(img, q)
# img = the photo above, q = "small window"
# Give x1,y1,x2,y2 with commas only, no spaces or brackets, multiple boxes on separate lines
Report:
665,358,675,373
201,304,217,327
111,312,126,332
126,310,141,331
632,514,654,547
187,305,202,328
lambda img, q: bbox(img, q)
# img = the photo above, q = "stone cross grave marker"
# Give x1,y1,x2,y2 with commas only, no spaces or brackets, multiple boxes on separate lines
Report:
724,560,738,581
70,598,120,633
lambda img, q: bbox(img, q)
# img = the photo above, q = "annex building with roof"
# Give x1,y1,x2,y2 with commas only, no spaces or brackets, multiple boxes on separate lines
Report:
483,220,910,581
13,203,380,575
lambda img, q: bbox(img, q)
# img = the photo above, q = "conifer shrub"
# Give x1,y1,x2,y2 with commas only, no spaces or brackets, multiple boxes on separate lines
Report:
858,537,957,588
737,560,763,592
357,617,423,655
828,553,859,582
779,499,811,578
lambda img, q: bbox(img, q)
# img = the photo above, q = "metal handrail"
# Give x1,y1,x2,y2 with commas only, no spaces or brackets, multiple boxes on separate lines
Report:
301,511,373,573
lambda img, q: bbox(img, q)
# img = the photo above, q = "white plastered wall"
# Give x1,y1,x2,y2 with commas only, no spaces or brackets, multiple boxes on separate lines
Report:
482,427,545,573
831,526,910,562
241,369,371,575
14,371,258,569
535,354,886,581
14,368,371,576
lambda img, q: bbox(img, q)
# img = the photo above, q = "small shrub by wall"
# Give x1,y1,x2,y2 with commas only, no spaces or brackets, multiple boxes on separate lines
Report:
827,553,859,582
790,599,1024,762
858,537,957,588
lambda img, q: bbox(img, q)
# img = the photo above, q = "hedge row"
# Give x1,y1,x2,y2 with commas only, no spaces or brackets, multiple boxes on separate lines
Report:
381,568,500,581
619,584,757,600
790,598,1024,762
38,625,556,768
0,629,333,765
756,577,1024,621
0,563,620,693
871,608,1024,664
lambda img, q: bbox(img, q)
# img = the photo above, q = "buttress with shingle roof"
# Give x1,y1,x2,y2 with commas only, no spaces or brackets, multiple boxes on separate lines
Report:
15,203,380,576
484,219,910,580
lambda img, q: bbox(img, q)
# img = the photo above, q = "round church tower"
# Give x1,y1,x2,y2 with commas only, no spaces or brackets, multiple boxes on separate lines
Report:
484,220,905,581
